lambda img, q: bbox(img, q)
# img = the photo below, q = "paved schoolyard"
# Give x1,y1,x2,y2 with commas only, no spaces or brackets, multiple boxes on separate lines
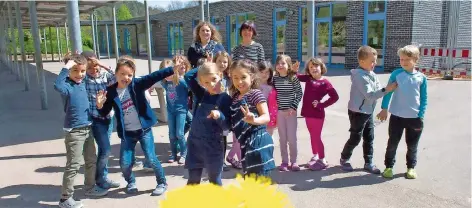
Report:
0,58,470,208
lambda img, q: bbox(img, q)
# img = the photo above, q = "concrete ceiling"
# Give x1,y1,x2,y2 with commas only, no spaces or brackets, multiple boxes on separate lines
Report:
0,1,117,28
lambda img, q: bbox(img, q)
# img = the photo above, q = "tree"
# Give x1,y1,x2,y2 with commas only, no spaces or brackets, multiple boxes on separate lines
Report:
117,4,133,20
167,1,184,11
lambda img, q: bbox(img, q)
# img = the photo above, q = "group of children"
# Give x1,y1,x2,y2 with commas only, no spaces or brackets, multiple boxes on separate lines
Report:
53,42,426,208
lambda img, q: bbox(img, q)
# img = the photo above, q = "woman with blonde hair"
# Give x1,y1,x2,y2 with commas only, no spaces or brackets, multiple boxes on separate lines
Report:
187,21,226,68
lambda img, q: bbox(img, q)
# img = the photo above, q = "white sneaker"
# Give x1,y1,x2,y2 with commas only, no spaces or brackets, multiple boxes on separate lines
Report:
59,197,83,208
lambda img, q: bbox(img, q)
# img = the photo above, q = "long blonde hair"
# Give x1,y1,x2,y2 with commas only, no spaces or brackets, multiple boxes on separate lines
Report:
194,21,222,43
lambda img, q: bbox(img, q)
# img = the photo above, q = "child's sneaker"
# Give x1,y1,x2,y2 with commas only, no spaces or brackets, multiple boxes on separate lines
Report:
84,185,108,197
178,157,185,165
101,179,121,189
290,163,300,172
382,168,393,178
405,168,417,179
364,163,381,174
151,184,167,196
340,158,353,172
309,160,328,171
167,156,175,163
223,163,230,172
125,183,138,194
59,197,83,208
132,161,143,170
226,158,242,169
279,163,289,171
307,155,319,166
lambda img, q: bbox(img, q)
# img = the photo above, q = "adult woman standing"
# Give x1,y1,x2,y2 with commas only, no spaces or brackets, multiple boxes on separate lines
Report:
187,21,226,68
231,20,265,64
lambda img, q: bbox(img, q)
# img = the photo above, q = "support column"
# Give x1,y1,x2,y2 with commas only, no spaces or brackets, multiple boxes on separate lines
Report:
95,14,100,59
10,2,20,80
91,12,97,54
43,28,48,60
200,0,205,22
65,22,70,52
105,24,110,59
7,4,14,73
307,0,315,59
49,27,54,61
56,24,62,61
16,2,29,91
66,0,82,53
112,5,119,59
29,1,48,110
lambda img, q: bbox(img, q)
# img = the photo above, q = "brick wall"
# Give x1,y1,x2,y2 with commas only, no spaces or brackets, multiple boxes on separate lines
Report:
384,1,414,71
345,1,363,70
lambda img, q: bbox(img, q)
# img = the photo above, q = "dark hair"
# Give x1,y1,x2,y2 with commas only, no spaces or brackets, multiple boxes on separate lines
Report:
115,56,136,73
63,54,87,66
239,20,257,38
257,61,274,86
81,51,97,59
229,59,260,96
197,58,207,67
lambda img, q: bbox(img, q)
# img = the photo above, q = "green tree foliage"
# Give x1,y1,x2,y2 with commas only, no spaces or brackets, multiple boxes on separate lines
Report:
117,4,133,21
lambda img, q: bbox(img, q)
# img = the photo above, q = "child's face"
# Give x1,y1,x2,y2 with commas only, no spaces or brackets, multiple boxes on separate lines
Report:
257,68,271,84
199,25,212,43
199,73,222,95
216,57,229,73
86,61,100,78
308,62,322,78
69,64,87,83
399,54,417,70
359,53,377,71
231,67,252,94
178,64,187,75
116,66,134,88
276,60,289,75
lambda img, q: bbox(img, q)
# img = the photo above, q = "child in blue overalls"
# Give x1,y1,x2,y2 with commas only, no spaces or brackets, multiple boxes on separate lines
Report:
228,59,276,177
184,62,232,186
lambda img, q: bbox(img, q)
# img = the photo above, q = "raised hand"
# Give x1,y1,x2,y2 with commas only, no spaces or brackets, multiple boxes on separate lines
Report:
96,90,107,109
240,104,255,124
205,52,213,62
65,59,77,69
207,110,221,120
291,61,300,73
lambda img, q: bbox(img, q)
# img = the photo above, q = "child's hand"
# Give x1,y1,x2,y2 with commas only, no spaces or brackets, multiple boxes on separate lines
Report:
385,82,398,92
205,52,213,62
65,60,76,69
312,100,319,108
288,108,296,116
241,104,255,124
207,110,221,120
291,61,300,73
96,90,107,109
377,109,388,121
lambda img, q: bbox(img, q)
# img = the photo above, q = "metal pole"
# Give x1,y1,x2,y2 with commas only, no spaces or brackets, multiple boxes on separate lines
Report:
56,24,62,61
91,13,97,54
49,27,54,61
16,2,29,91
66,0,83,53
206,0,210,21
135,24,139,56
0,10,4,65
29,1,48,110
105,24,110,59
7,4,14,73
10,2,20,81
43,28,48,60
95,14,101,59
65,22,70,52
112,5,119,59
200,0,205,22
144,0,152,74
307,0,315,59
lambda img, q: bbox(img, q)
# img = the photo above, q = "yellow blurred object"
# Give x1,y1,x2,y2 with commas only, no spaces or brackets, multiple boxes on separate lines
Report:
159,174,293,208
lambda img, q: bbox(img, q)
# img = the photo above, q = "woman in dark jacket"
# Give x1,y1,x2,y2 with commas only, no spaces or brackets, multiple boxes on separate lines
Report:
187,21,225,68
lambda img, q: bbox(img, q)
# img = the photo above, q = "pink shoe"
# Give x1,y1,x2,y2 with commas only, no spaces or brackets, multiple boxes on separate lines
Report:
290,163,300,172
279,163,289,171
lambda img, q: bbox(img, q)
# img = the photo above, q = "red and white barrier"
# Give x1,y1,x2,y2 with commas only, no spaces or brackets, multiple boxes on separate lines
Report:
421,48,470,58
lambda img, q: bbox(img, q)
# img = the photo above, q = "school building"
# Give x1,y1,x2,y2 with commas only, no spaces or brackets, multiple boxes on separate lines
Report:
95,1,471,72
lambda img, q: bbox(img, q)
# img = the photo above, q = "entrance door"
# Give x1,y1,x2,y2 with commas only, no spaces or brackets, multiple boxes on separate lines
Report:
168,22,183,56
273,8,287,62
124,28,131,55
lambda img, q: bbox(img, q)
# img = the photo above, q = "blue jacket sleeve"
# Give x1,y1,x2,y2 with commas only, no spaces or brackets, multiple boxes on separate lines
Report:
134,67,174,91
54,68,72,96
187,46,199,68
418,76,428,118
184,67,205,100
381,70,400,109
215,93,232,131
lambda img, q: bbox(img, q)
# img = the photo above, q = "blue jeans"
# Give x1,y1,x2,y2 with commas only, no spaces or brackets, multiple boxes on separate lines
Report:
121,128,166,185
168,112,187,159
91,117,114,188
184,111,193,135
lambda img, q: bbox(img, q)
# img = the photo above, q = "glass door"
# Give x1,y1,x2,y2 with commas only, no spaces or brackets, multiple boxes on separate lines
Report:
364,1,386,71
273,8,287,62
168,22,184,56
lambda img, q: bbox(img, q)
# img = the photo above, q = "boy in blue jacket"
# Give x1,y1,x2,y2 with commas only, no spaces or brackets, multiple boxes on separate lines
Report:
378,45,427,179
54,54,102,208
96,56,175,196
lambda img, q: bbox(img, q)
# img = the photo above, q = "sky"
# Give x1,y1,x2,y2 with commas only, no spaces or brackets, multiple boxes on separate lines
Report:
137,0,223,9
